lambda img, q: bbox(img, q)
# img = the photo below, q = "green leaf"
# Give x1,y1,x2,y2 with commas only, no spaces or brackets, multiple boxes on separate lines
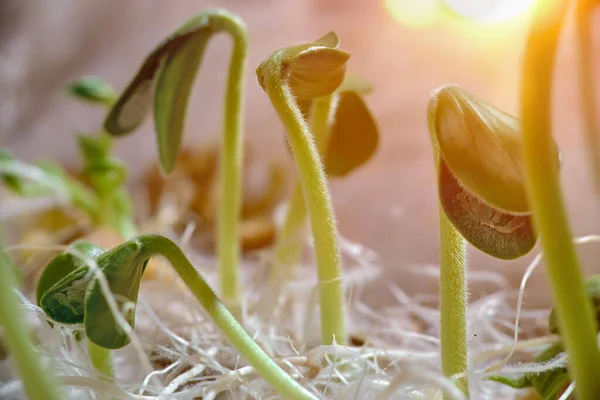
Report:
85,240,148,349
324,91,379,177
105,10,247,173
38,241,105,324
68,76,116,105
487,344,570,400
103,16,208,137
153,31,209,173
486,374,532,389
549,274,600,334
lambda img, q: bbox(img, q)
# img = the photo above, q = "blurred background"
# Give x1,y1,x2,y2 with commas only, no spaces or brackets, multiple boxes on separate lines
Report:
1,0,600,309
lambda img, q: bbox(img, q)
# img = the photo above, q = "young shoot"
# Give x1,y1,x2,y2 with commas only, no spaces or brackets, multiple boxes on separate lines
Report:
104,9,248,311
273,76,379,278
256,32,350,345
521,0,600,398
489,275,600,398
36,234,316,400
0,236,62,400
427,85,539,393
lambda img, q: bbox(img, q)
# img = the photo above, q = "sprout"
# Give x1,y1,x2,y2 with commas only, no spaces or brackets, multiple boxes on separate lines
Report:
427,84,539,393
256,32,350,345
104,9,248,310
273,75,379,276
68,76,116,105
36,235,316,400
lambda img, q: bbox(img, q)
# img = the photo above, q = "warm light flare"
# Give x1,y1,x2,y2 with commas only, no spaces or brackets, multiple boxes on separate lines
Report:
385,0,536,28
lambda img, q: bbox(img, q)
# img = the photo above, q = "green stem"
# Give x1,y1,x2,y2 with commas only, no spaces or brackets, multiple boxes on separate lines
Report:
216,15,248,312
427,98,469,394
0,240,62,400
87,340,114,378
264,71,346,345
521,1,600,398
273,182,307,277
438,210,469,393
141,235,316,400
273,95,333,277
577,0,600,198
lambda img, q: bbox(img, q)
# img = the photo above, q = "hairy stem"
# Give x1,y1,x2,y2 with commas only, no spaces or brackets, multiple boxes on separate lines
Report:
427,97,469,394
0,241,62,400
521,1,600,398
87,340,114,378
141,235,316,400
264,70,346,345
438,210,469,393
273,95,333,278
216,17,248,312
577,0,600,198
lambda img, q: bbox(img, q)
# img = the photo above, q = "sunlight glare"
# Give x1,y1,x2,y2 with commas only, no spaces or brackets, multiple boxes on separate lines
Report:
444,0,537,23
385,0,441,28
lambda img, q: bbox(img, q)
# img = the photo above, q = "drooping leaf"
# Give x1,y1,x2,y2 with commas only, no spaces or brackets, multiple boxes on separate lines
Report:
549,274,600,334
68,76,116,105
85,240,148,349
431,85,531,214
324,91,379,176
439,160,536,259
153,31,210,173
256,32,350,100
38,241,105,324
105,10,247,174
103,15,210,136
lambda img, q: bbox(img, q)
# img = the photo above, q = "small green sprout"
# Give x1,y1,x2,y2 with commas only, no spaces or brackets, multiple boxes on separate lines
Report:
492,275,600,399
273,76,379,277
36,234,316,400
103,9,248,311
69,76,116,105
0,236,62,400
521,0,600,398
256,32,350,345
427,84,540,393
487,344,570,400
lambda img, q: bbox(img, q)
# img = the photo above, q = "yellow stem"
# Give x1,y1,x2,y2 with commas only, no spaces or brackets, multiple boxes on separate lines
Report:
273,95,333,278
264,70,346,345
216,17,248,311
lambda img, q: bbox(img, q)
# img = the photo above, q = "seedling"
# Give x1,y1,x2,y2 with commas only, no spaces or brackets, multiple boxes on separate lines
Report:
489,275,600,398
256,32,350,345
0,236,61,400
273,76,379,278
520,0,600,398
0,76,136,241
36,234,316,400
427,85,538,392
103,9,248,311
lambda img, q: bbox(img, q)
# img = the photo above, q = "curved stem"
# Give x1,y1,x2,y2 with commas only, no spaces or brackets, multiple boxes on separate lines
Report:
264,70,346,345
577,1,600,198
521,1,600,398
438,211,468,393
0,240,62,400
88,340,114,378
273,95,333,278
141,235,316,400
216,16,248,312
